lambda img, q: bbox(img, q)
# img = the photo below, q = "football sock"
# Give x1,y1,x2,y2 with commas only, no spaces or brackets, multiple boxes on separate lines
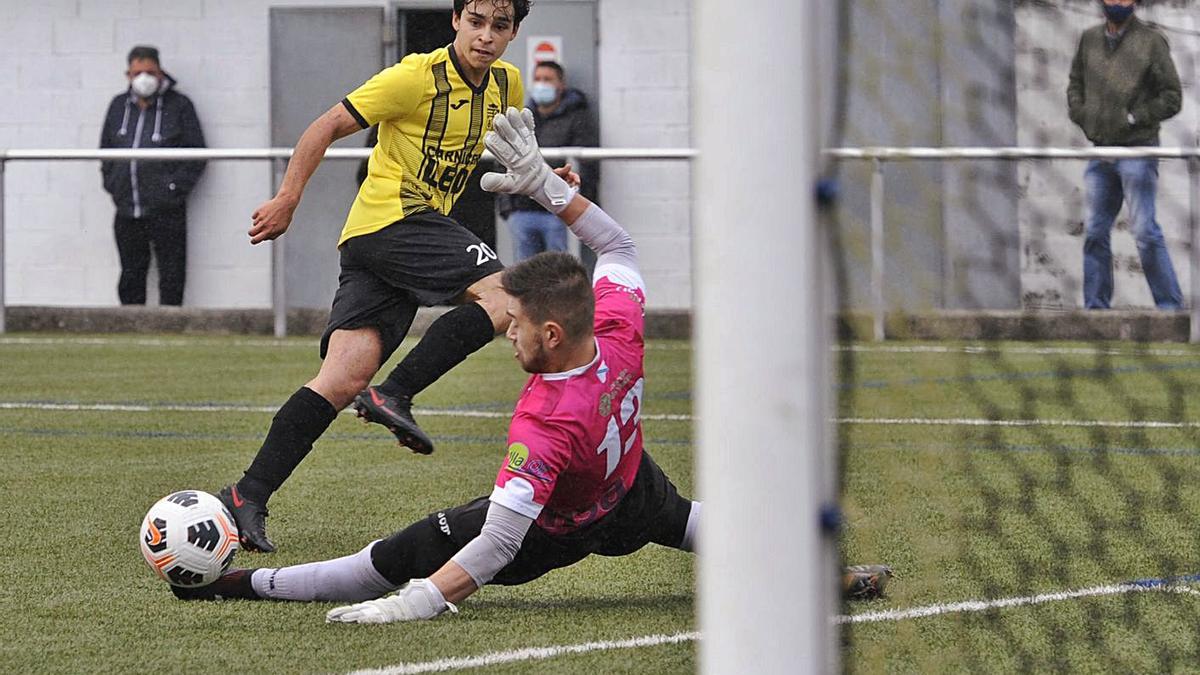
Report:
239,387,338,504
680,501,702,552
250,541,395,602
378,302,495,399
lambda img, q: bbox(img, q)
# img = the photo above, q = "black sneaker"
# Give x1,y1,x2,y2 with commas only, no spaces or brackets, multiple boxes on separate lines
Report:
218,484,277,553
171,568,259,601
352,386,435,455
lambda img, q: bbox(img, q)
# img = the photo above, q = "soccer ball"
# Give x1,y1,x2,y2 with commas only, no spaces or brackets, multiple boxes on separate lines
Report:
139,490,239,587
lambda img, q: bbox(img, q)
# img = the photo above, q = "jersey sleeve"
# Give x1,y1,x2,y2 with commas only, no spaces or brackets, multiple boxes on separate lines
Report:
342,55,426,128
592,266,646,342
508,65,525,110
490,415,572,520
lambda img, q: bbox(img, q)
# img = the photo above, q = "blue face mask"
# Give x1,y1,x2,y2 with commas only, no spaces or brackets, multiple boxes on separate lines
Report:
1103,3,1134,24
530,81,558,106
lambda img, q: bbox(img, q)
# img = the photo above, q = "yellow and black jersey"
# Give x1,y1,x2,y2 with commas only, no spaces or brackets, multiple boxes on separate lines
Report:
338,45,523,246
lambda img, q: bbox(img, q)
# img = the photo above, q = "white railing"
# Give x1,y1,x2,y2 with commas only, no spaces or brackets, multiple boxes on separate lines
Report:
1,146,1197,339
0,147,695,336
827,147,1200,342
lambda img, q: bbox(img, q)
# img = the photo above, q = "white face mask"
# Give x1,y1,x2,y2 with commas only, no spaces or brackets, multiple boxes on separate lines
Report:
530,81,558,106
130,72,160,98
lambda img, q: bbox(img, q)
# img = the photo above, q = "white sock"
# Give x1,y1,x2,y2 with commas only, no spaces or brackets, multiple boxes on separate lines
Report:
250,540,396,602
680,501,701,552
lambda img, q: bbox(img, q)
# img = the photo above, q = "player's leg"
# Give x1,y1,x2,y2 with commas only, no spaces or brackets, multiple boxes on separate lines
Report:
508,210,542,261
221,328,382,553
1119,157,1182,309
221,249,418,552
357,271,510,452
173,537,402,603
596,451,701,556
540,212,570,253
176,498,490,603
1082,159,1122,309
149,206,186,306
114,213,150,305
353,215,507,453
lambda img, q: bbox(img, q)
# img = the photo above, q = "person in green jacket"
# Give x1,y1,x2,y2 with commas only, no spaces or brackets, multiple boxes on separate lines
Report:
1067,0,1182,310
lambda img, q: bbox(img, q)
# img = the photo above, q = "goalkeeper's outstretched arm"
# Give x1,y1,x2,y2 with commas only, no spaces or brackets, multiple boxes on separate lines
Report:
481,107,639,274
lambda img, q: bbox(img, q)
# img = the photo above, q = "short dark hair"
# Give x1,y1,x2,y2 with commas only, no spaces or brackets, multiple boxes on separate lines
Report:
534,61,564,80
502,252,594,343
453,0,531,27
127,45,160,65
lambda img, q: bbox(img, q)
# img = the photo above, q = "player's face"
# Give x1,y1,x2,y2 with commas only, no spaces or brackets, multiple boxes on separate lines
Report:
452,0,519,72
126,58,162,82
506,296,551,373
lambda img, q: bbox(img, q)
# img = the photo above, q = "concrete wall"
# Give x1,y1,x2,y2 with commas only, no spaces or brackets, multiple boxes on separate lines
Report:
835,0,1021,312
1016,0,1199,309
1,0,694,310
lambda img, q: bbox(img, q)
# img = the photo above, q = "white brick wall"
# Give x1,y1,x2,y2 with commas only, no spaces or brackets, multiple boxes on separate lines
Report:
597,0,691,310
3,0,695,310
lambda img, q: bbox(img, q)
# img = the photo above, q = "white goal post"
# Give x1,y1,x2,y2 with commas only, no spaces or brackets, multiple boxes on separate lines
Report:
695,0,838,672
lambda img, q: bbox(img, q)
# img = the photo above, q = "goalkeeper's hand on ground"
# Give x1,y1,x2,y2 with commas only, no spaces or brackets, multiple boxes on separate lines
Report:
325,579,458,624
843,564,895,600
480,107,577,214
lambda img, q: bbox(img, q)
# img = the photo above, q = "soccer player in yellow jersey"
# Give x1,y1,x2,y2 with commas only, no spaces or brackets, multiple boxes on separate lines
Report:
218,0,565,553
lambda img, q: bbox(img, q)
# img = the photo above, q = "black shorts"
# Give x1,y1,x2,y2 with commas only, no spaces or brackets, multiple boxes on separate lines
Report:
370,451,692,588
320,211,505,360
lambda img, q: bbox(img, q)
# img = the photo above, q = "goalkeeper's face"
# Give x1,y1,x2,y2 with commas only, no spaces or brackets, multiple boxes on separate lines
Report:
505,296,554,374
452,0,519,72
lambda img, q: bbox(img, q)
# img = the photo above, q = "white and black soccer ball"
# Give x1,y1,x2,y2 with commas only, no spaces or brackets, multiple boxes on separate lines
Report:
139,490,239,587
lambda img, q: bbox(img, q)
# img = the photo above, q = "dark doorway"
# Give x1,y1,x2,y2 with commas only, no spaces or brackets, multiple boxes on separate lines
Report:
398,9,497,249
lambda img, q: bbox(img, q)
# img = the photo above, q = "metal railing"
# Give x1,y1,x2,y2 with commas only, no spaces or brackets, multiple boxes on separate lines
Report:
0,147,695,336
1,146,1197,340
826,147,1200,342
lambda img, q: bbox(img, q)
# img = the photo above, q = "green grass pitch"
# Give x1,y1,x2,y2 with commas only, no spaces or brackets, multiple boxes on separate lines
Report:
2,335,1200,672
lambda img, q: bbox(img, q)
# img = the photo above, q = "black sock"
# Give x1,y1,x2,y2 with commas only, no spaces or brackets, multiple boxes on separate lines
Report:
378,302,495,400
238,386,338,504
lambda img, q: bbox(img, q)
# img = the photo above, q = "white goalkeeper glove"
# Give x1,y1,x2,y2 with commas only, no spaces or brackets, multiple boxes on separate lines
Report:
325,578,457,624
480,107,577,214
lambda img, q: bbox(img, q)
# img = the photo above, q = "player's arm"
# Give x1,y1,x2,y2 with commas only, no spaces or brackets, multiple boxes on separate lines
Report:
324,503,533,624
248,104,362,244
435,502,533,601
482,107,639,274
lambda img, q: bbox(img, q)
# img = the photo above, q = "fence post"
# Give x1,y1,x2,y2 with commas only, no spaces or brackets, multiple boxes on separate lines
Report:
871,158,885,341
0,159,5,334
271,157,287,338
565,154,583,260
1190,152,1200,343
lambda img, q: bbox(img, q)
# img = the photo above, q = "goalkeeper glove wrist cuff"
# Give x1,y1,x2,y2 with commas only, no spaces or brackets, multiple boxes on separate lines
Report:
532,171,577,215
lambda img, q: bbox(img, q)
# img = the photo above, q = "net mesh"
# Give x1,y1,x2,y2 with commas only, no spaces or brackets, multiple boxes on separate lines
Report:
832,1,1200,670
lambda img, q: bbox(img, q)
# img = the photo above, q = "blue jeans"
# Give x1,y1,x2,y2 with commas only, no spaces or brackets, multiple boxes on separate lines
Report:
507,210,568,261
1083,157,1182,309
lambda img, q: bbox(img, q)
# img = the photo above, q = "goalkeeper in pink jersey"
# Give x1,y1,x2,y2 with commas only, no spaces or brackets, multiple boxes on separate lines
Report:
173,108,701,623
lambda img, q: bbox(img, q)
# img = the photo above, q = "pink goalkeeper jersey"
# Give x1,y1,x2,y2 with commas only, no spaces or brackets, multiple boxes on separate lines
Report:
490,263,648,536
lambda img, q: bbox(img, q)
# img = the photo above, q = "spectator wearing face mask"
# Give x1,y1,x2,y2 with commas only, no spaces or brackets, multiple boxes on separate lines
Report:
497,61,599,261
100,45,206,306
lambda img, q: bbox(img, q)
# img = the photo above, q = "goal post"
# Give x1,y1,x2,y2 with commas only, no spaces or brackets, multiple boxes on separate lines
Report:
694,0,837,672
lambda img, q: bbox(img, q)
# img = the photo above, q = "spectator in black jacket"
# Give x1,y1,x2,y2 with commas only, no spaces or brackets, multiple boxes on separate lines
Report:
100,45,206,306
498,61,599,260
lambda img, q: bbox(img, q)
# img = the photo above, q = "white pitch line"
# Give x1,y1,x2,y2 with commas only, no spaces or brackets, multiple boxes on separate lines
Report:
0,401,691,422
841,344,1200,358
839,582,1200,625
348,581,1200,673
0,336,313,348
0,335,691,350
4,401,1197,427
346,631,700,675
839,417,1200,429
